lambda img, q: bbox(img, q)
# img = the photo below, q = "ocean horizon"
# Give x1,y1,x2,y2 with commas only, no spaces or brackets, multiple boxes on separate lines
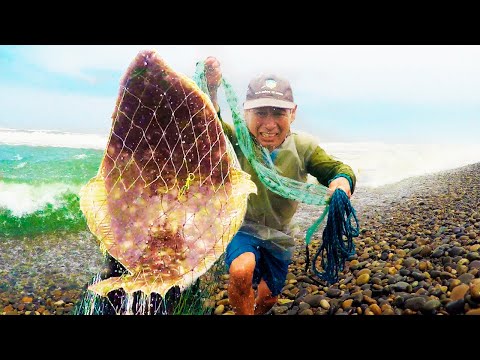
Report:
2,127,480,238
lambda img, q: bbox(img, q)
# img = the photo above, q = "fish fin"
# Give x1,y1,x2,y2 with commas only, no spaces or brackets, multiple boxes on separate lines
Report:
230,167,257,197
79,176,113,257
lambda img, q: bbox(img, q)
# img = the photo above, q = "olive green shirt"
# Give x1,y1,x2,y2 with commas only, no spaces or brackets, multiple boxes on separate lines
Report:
219,115,356,249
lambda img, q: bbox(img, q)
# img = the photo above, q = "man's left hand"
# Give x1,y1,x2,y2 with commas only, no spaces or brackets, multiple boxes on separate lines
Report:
328,177,351,199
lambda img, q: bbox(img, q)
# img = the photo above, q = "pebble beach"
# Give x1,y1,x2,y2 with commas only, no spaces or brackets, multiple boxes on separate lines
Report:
1,162,479,315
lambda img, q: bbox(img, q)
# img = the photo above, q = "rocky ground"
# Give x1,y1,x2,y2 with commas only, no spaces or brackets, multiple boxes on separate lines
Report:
1,162,479,315
0,231,104,315
208,162,480,315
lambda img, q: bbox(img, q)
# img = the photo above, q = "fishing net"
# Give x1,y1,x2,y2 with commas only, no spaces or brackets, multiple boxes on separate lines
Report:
75,50,256,315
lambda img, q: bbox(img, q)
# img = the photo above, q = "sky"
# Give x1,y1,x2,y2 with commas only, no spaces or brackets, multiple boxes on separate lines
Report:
0,45,479,145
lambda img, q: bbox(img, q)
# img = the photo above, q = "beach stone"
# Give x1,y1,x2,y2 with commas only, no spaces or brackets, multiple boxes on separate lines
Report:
420,247,433,257
464,294,478,308
440,271,455,279
350,292,363,305
213,305,224,315
272,306,288,315
298,302,311,311
399,269,410,276
445,299,465,315
467,252,480,261
294,288,309,301
470,283,480,301
458,273,475,284
299,309,314,315
217,299,229,306
319,299,330,310
287,306,299,315
303,294,322,308
422,299,441,314
432,248,444,258
369,304,382,315
418,261,428,272
411,272,426,281
286,273,296,281
450,284,469,301
357,268,371,277
342,299,353,309
403,257,417,268
392,295,406,307
469,260,480,270
449,247,466,257
356,273,370,286
363,295,377,305
326,288,342,298
392,282,411,292
471,245,480,252
449,279,462,290
405,297,426,312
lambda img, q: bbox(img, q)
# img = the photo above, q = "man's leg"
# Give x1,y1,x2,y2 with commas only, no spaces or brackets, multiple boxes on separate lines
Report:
254,278,277,315
228,252,256,315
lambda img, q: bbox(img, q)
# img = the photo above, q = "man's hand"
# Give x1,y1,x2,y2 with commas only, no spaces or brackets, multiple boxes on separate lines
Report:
328,177,352,199
204,56,222,112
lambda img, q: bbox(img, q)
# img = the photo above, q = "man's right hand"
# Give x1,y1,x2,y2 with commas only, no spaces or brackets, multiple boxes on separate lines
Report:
204,56,222,112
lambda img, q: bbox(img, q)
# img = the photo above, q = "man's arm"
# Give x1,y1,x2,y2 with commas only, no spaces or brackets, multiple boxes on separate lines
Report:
306,146,356,196
204,56,236,145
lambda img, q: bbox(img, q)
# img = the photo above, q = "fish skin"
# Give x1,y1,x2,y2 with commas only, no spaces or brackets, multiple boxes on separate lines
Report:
80,49,256,297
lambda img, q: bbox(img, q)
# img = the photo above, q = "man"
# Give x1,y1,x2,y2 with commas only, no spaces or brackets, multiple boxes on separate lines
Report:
204,56,356,315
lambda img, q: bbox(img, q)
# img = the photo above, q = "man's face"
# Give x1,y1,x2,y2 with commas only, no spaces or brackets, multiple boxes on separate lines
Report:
244,106,297,151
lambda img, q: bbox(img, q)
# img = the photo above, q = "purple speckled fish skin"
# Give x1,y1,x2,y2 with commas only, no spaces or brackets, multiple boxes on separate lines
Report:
80,50,256,297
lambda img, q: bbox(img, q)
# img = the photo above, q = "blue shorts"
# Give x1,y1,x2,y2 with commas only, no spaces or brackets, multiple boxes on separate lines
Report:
225,231,292,297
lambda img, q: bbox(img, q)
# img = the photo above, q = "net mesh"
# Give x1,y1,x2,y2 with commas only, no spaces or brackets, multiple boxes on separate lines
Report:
76,50,255,315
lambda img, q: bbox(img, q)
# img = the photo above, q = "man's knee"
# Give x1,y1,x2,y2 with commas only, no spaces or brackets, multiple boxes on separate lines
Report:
229,252,256,285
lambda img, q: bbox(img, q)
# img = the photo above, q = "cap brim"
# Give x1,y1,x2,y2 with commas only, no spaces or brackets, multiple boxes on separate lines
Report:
243,98,296,110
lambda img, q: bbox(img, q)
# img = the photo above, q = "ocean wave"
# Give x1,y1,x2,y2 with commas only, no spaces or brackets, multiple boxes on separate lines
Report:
0,182,82,216
0,128,108,150
0,190,87,238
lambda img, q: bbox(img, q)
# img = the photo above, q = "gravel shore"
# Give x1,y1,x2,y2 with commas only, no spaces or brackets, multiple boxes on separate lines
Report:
211,162,480,315
1,162,479,315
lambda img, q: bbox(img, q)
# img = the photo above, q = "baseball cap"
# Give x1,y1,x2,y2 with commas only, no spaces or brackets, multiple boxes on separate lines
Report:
243,73,296,110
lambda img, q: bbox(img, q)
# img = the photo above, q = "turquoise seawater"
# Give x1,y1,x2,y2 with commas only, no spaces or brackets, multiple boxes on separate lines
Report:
0,144,103,237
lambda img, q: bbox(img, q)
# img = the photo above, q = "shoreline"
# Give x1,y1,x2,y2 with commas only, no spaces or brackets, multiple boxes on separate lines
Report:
1,162,479,315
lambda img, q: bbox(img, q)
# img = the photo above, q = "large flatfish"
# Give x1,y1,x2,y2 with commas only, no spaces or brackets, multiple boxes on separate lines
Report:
79,49,256,298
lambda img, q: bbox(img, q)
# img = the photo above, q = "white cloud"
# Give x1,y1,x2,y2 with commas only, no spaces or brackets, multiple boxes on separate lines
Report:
20,45,480,104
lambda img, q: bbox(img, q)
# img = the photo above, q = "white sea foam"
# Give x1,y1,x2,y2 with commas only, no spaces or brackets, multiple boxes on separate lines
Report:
0,182,81,217
14,162,27,169
73,154,88,159
0,128,107,150
320,142,480,188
